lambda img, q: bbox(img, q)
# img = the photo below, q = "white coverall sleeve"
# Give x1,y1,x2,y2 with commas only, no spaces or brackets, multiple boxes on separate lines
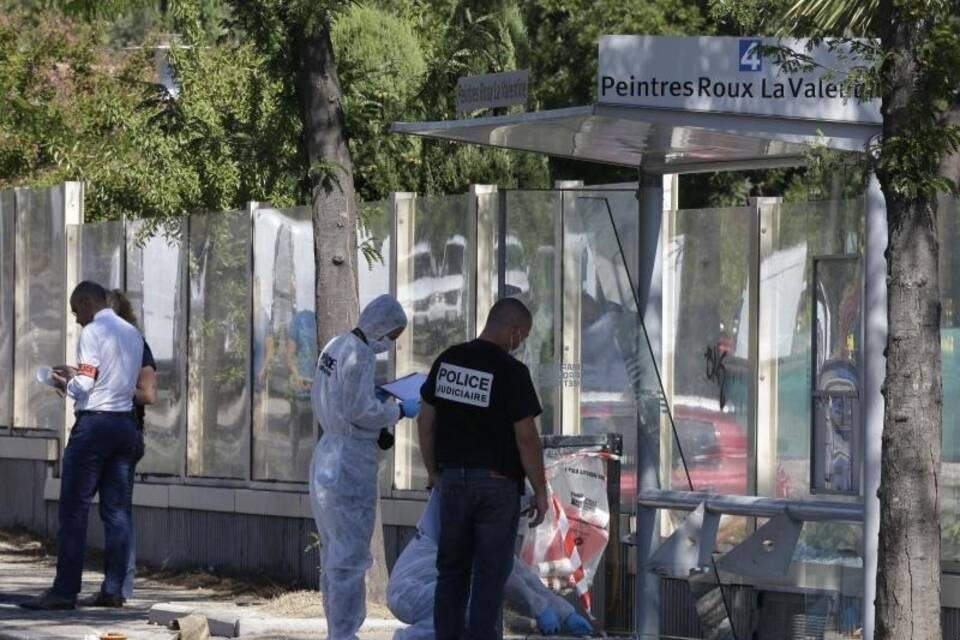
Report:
505,559,576,620
345,350,401,431
66,327,99,402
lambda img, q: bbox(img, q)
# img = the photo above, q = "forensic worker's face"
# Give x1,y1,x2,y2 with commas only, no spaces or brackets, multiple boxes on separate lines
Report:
371,325,406,354
70,296,95,327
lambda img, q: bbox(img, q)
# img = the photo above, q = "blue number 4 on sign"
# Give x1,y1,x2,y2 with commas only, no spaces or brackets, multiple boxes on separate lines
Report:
739,39,762,72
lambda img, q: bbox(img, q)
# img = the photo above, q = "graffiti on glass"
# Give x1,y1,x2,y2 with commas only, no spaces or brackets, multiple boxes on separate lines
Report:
704,343,727,410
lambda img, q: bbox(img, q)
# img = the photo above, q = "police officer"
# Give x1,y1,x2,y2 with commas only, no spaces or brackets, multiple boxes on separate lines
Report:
22,281,143,610
418,297,549,640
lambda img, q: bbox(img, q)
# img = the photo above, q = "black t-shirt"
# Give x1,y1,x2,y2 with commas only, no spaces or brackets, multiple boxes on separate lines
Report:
421,339,542,480
135,341,157,429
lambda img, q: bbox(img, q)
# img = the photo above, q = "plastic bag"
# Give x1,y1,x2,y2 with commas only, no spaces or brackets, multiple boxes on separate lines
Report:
520,447,613,613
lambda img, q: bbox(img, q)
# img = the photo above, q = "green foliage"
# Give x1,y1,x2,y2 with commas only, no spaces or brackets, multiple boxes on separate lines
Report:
407,0,551,194
520,0,710,184
874,2,960,202
0,5,304,221
5,0,872,214
523,0,708,109
781,0,878,37
721,0,960,203
331,3,426,201
709,0,790,35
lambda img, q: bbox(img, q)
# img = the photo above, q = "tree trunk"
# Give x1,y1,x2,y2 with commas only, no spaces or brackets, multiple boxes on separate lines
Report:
296,23,389,605
875,191,943,640
875,4,944,636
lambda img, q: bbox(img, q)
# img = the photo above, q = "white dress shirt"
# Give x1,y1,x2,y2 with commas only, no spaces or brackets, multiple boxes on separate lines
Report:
66,308,144,412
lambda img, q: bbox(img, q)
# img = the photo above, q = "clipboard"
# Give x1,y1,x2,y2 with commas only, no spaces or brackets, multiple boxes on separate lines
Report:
378,372,427,402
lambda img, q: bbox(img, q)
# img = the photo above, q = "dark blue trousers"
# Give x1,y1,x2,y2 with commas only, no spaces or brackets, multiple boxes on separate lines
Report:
434,468,520,640
52,411,138,599
120,427,144,599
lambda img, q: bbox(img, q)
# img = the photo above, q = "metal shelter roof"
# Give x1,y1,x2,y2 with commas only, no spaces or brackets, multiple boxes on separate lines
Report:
391,103,882,173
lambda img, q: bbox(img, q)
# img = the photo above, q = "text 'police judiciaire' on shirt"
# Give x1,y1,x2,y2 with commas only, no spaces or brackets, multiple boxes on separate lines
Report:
435,363,493,408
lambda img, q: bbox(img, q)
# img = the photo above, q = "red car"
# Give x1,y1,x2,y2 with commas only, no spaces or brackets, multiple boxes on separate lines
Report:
669,404,748,495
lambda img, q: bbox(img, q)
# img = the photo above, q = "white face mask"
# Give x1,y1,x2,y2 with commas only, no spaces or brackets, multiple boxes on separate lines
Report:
508,330,524,356
370,337,394,354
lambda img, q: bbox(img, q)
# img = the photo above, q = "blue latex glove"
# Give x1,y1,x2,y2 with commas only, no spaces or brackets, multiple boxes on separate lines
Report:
563,612,594,635
400,398,420,419
536,608,562,635
375,387,391,402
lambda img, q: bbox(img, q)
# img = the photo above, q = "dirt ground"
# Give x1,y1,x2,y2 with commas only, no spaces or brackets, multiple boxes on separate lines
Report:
0,527,397,620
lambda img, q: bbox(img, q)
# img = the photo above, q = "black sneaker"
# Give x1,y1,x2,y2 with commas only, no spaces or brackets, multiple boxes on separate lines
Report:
78,591,124,608
19,589,76,610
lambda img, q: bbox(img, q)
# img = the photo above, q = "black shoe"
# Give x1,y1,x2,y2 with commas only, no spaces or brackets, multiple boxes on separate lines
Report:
78,591,124,608
19,589,76,610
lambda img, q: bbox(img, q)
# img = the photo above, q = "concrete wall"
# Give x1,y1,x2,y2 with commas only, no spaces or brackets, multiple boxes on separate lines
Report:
0,458,50,533
0,455,416,586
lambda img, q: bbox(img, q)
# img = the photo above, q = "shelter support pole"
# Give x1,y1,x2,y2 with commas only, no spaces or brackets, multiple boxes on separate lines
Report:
863,172,886,640
634,171,674,638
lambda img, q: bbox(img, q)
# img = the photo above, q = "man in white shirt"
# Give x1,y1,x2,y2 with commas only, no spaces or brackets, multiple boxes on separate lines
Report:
21,281,143,610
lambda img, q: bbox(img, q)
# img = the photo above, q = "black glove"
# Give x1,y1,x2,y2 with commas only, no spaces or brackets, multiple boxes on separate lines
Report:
377,428,395,450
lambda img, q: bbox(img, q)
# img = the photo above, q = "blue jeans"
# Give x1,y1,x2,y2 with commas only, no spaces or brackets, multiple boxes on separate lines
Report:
434,468,520,640
119,427,144,599
52,412,139,600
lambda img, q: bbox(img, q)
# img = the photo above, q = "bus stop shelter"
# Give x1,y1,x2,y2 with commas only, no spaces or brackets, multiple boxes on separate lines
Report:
392,35,888,640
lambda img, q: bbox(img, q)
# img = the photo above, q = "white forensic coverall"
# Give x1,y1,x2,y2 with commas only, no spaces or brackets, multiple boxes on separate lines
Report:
310,294,408,640
387,490,576,640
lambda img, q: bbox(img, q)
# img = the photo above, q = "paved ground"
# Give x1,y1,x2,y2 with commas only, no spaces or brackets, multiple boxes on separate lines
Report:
0,530,398,640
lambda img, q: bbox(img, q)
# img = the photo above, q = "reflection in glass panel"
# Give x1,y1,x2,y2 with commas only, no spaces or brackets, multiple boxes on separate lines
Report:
252,207,316,482
0,190,14,427
395,195,472,490
811,258,861,496
358,200,392,386
764,200,864,502
939,195,960,561
664,207,751,497
792,521,864,640
566,191,642,508
505,191,561,437
13,187,66,431
358,200,392,310
126,220,186,476
187,212,250,479
73,221,125,289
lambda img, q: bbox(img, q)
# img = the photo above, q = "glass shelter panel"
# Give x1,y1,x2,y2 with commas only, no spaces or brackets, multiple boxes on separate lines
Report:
358,200,392,310
811,257,861,496
252,206,316,482
662,207,752,497
505,191,562,437
939,194,960,562
650,199,866,640
759,200,864,502
126,220,187,476
394,194,473,490
358,200,393,387
565,191,642,507
543,189,740,635
186,211,251,479
13,187,66,431
0,191,14,428
71,221,125,289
